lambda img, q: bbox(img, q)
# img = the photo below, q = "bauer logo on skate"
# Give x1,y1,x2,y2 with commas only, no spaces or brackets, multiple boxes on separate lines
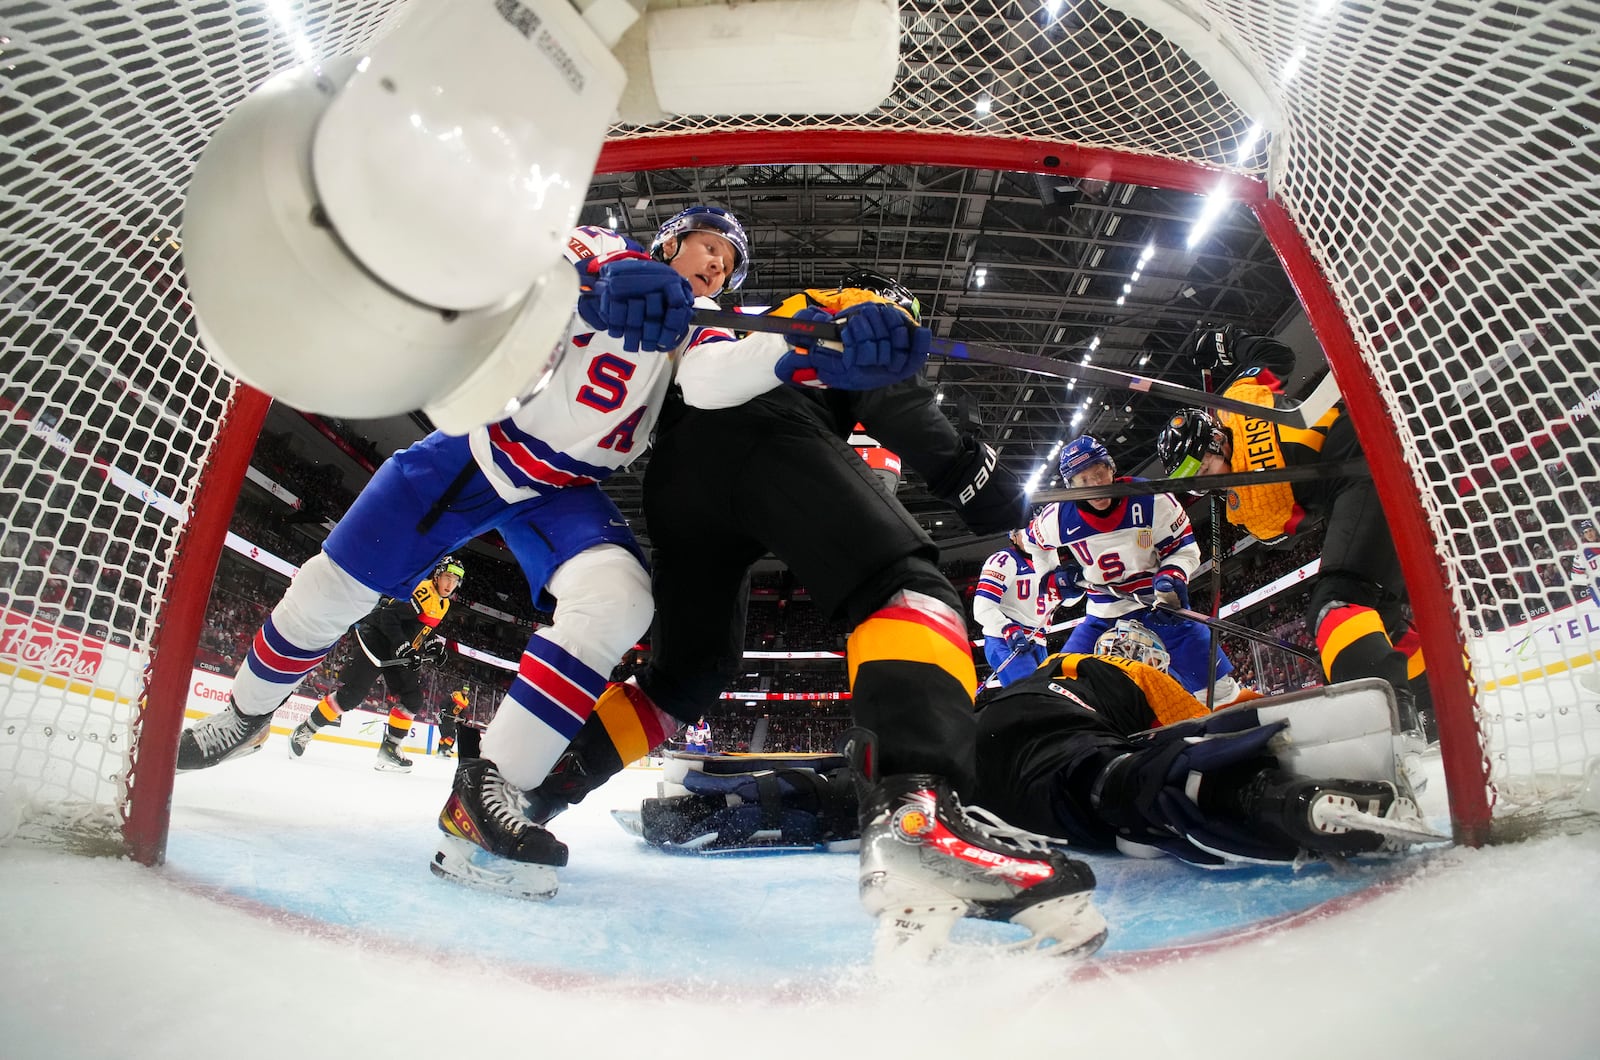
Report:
0,606,104,681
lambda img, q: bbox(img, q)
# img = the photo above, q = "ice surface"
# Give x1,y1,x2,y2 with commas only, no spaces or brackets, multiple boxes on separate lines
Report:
3,735,1599,1059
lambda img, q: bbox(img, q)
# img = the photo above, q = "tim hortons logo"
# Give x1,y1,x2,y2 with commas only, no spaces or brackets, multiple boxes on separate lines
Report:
0,608,104,681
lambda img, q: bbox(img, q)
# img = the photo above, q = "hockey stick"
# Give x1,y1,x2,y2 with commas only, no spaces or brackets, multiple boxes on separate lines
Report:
1146,600,1322,667
980,630,1045,689
1029,459,1369,505
691,308,1338,428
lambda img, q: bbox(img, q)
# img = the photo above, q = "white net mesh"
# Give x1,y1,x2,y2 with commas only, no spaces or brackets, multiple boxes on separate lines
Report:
2,0,1596,844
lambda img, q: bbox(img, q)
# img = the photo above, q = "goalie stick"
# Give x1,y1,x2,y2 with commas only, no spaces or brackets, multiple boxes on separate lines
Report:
691,308,1342,428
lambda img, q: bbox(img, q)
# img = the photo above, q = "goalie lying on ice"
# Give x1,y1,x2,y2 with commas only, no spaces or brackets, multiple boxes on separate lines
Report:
629,621,1442,865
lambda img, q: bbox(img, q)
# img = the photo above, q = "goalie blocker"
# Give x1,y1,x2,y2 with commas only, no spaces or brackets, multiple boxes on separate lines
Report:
619,676,1442,865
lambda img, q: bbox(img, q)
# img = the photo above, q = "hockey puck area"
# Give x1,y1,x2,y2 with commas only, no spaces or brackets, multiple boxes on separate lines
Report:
160,728,1451,989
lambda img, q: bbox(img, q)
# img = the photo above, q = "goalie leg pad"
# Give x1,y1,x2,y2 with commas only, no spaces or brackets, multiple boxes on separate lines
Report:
639,767,860,851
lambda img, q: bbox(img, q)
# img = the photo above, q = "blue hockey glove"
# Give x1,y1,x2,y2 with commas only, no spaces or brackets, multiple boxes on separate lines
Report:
575,253,695,353
1049,566,1085,605
775,302,930,390
1152,570,1191,611
1004,627,1033,654
773,307,838,389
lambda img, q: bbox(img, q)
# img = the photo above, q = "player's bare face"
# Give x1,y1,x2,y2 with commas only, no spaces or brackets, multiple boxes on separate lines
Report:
434,572,460,597
1071,462,1116,512
668,232,735,298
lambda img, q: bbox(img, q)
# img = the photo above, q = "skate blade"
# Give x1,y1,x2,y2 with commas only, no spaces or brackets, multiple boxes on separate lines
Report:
373,761,413,773
871,901,967,970
429,834,558,900
1006,891,1109,960
1314,796,1450,848
176,735,268,774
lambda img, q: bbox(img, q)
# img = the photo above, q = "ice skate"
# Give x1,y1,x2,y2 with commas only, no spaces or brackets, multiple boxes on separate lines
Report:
858,774,1106,966
1229,770,1438,856
176,699,274,772
431,758,568,900
287,720,314,759
374,739,413,773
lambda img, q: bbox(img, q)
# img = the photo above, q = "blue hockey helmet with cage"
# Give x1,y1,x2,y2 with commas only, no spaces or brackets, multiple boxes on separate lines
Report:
1059,435,1114,484
1094,618,1171,673
650,205,751,290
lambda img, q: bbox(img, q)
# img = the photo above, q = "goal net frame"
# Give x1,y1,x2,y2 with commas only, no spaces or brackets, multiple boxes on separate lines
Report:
4,0,1597,863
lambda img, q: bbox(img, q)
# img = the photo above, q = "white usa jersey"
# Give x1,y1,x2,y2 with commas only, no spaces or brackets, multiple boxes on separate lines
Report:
973,545,1061,639
1574,544,1600,598
1030,484,1199,619
468,226,738,503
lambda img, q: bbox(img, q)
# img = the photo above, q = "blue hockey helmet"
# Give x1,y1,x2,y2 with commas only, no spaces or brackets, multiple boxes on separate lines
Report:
1094,618,1171,673
1059,435,1114,484
650,205,750,290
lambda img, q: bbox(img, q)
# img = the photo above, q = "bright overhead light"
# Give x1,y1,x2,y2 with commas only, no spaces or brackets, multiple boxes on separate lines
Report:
975,95,992,116
1089,248,1104,268
1104,215,1120,236
1116,296,1126,305
1130,270,1141,282
1074,276,1090,295
1089,336,1100,350
1081,353,1091,364
1123,283,1132,294
1139,353,1150,366
1187,181,1233,248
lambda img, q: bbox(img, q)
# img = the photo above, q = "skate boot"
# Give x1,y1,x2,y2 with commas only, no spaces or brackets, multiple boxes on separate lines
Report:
287,720,315,759
176,699,274,772
374,738,413,773
1228,769,1404,857
431,758,569,900
858,774,1106,965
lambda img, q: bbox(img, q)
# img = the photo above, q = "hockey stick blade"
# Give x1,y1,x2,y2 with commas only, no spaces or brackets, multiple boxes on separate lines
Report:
690,309,1335,427
1030,460,1370,505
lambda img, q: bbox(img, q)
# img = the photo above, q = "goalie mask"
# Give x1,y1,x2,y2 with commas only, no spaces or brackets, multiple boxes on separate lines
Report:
650,206,751,291
1094,618,1171,673
1157,409,1231,478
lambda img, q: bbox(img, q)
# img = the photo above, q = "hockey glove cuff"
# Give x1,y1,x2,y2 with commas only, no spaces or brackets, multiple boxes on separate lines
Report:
1152,570,1191,611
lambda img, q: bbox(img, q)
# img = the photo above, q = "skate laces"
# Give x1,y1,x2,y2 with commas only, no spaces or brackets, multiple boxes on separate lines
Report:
479,766,535,835
192,706,259,756
961,801,1072,858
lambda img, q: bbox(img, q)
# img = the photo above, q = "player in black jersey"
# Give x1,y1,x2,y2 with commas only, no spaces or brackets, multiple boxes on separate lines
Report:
525,271,1109,961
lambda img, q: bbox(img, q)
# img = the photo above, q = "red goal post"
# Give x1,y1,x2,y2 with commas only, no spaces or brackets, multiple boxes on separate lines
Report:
2,0,1595,862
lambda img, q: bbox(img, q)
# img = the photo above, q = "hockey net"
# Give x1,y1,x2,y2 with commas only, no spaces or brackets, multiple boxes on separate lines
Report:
1,0,1596,859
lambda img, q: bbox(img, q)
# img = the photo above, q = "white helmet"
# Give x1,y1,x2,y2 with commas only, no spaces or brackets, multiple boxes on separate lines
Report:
1094,618,1171,673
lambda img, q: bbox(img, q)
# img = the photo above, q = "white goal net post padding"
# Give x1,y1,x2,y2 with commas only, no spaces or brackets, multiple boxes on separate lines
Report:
2,1,1596,860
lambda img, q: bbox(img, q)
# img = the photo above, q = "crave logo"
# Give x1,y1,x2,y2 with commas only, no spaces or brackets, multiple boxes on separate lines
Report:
0,607,104,681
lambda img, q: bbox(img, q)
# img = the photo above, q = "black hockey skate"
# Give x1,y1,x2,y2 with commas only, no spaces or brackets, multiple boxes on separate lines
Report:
176,699,274,772
287,720,314,759
1229,770,1402,857
432,758,569,900
858,774,1106,965
374,739,413,773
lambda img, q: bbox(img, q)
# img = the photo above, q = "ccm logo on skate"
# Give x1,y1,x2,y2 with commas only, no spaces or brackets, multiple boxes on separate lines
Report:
447,805,483,843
